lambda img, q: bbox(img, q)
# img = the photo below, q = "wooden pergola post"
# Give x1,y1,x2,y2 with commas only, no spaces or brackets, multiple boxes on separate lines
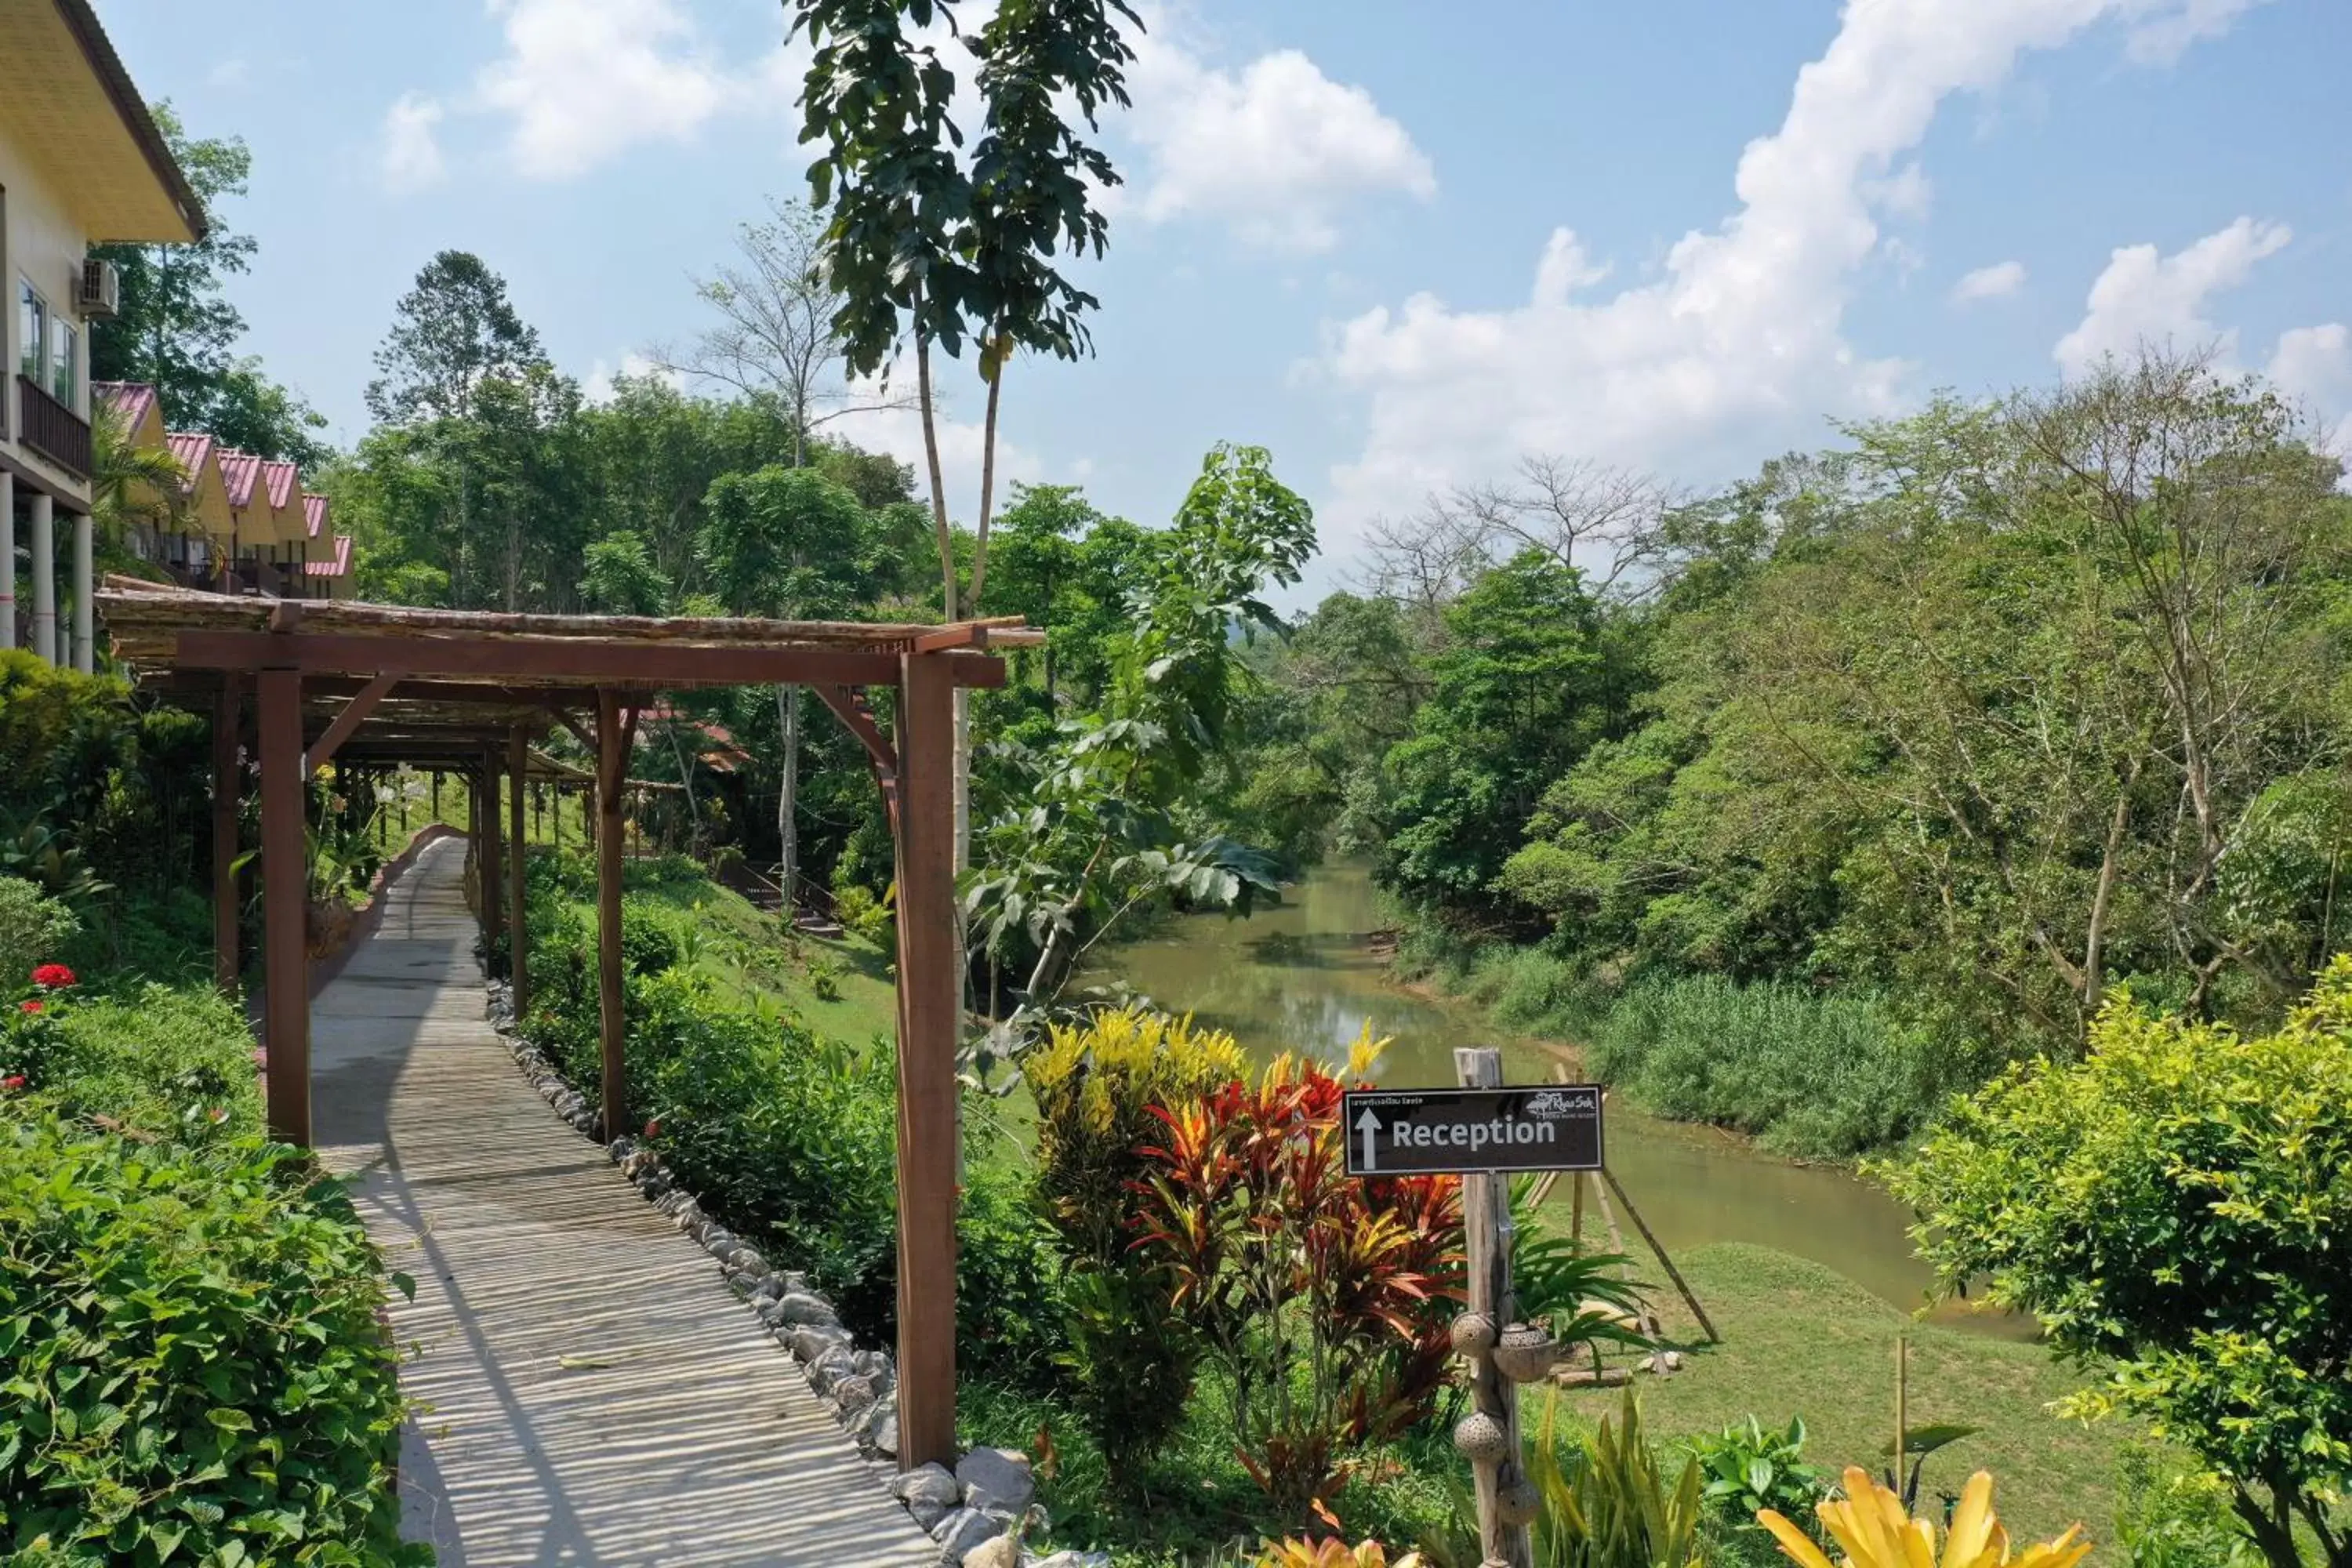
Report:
258,667,309,1145
891,651,960,1471
595,689,627,1142
508,726,531,1019
212,673,241,996
480,744,504,965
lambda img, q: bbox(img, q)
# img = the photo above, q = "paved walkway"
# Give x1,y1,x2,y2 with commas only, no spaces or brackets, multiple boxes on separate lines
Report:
314,837,935,1566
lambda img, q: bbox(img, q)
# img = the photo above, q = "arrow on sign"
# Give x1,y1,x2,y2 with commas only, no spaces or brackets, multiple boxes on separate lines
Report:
1355,1106,1382,1173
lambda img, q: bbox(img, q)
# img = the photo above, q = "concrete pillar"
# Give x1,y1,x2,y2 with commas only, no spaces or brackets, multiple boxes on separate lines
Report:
0,471,15,651
29,491,54,665
71,510,92,673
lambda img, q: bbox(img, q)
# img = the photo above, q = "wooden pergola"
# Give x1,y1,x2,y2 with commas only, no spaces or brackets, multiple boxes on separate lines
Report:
100,579,1040,1471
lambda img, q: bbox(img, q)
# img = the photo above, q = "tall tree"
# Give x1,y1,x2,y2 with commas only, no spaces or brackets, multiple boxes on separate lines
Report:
89,104,327,462
365,252,553,608
793,0,1142,869
366,252,546,425
651,197,888,467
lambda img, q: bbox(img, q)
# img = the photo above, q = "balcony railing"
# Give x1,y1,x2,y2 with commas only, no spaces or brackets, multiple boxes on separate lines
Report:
16,375,92,480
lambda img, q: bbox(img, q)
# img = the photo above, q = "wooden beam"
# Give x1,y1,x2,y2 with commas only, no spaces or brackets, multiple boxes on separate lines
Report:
811,684,898,774
508,727,531,1022
891,649,960,1470
303,672,398,777
258,668,310,1146
170,631,1007,690
546,706,599,756
479,744,503,965
595,688,627,1143
212,673,241,998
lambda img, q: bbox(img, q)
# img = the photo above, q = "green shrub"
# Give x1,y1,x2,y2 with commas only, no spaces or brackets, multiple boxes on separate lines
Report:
1587,975,1980,1160
1026,1008,1246,1469
619,896,684,976
0,1112,424,1566
43,985,265,1143
0,879,78,965
2112,1445,2256,1568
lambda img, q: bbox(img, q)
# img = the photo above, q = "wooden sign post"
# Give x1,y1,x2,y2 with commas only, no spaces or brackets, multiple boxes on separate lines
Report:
1345,1055,1611,1567
1456,1046,1534,1568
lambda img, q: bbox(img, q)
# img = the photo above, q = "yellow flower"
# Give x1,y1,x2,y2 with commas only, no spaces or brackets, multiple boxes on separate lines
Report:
1759,1468,2090,1568
1254,1540,1420,1568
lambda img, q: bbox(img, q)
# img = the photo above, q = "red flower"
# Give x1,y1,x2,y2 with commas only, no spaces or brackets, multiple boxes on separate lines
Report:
30,964,74,990
1,1075,24,1092
17,1000,42,1014
644,1117,661,1138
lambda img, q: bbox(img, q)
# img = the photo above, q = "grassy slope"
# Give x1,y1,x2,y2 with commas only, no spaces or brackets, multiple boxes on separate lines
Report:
563,866,903,1047
1548,1243,2123,1545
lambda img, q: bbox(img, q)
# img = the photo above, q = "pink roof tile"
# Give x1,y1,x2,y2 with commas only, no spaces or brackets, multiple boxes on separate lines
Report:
216,450,262,509
302,493,328,538
164,432,214,497
260,459,300,510
95,381,158,427
304,535,354,578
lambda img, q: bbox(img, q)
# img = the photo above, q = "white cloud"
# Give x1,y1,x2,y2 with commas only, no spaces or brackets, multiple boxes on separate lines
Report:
476,0,740,180
584,351,686,405
1126,38,1435,252
379,94,448,195
208,56,250,90
2123,0,2273,64
2267,322,2352,462
2053,216,2290,376
1310,0,2268,555
1951,260,2027,303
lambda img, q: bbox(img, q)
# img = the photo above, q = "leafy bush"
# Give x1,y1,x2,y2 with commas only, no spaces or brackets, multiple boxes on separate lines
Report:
619,895,685,976
1889,964,2352,1568
1025,1007,1249,1470
0,1113,423,1566
2113,1445,2256,1568
0,880,79,966
42,985,266,1143
1588,975,1980,1160
1683,1416,1828,1553
1134,1036,1462,1518
1522,1389,1704,1568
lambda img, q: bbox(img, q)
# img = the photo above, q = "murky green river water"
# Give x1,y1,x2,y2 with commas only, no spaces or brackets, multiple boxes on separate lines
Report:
1089,862,2009,1333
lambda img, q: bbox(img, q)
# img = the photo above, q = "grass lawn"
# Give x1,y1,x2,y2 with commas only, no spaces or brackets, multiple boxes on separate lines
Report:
1548,1243,2127,1545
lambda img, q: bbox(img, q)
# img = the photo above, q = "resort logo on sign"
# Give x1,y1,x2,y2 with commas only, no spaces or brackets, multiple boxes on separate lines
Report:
1341,1083,1604,1177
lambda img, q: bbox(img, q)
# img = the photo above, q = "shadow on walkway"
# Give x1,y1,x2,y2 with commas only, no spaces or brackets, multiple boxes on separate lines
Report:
313,836,933,1566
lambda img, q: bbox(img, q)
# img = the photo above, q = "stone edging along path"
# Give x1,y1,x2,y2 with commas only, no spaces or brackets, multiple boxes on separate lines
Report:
481,977,1109,1568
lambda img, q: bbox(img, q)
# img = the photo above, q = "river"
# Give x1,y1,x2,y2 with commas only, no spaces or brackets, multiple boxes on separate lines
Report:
1090,862,2007,1333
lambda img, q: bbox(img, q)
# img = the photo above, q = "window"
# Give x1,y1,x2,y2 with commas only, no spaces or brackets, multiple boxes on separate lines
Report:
50,318,74,409
17,279,42,383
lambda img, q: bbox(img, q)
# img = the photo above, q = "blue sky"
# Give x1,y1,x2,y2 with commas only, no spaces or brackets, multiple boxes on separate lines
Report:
94,0,2352,593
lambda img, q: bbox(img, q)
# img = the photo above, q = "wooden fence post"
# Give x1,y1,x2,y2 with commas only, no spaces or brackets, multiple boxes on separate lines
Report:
508,727,531,1020
259,668,309,1145
596,690,627,1143
212,673,241,997
892,654,960,1470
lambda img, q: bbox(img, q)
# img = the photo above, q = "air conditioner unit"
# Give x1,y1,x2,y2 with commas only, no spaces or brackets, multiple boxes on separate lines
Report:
77,257,121,319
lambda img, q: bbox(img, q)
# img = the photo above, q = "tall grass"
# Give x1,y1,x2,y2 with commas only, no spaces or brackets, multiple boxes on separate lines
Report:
1587,974,1980,1160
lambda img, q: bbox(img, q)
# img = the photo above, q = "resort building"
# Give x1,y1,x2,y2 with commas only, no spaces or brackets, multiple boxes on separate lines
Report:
1,0,203,667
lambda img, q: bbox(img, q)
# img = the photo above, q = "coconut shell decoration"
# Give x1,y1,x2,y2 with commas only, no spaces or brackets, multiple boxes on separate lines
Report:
1490,1321,1559,1384
1497,1476,1542,1526
1450,1312,1499,1357
1453,1410,1510,1465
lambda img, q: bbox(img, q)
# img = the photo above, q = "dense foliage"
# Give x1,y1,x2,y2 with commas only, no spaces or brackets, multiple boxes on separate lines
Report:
1232,354,2352,1159
0,964,418,1566
1889,962,2352,1568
